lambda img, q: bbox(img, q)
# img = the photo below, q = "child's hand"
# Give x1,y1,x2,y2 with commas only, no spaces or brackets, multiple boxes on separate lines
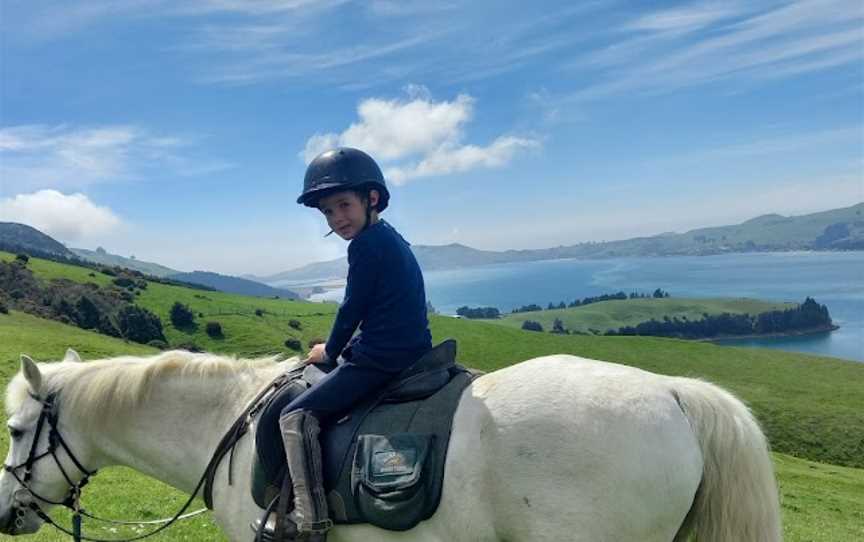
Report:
304,343,327,364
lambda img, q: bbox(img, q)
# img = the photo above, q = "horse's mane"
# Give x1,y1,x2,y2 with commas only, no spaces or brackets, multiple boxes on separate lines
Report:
5,350,298,424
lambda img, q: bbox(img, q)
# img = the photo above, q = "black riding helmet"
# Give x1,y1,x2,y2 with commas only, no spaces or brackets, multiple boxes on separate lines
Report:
297,147,390,212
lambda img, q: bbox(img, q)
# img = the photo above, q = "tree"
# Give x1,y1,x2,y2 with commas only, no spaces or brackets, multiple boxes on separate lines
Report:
170,302,195,327
551,318,568,334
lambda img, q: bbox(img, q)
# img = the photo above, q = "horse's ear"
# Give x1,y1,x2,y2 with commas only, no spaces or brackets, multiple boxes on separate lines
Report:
64,348,82,363
20,355,42,395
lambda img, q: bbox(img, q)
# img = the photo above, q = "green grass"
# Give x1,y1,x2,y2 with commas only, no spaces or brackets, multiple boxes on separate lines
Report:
1,253,863,540
493,297,794,334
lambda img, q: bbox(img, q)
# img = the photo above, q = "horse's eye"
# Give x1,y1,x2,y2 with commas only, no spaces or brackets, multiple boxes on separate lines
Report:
9,428,23,441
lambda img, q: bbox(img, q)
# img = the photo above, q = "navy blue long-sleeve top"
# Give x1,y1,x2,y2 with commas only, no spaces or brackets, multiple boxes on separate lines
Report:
325,220,432,373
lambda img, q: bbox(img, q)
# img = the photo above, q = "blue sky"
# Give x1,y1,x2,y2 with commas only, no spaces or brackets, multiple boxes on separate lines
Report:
1,0,862,276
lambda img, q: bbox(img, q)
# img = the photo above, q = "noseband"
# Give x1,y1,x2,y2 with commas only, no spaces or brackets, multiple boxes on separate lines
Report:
3,391,96,533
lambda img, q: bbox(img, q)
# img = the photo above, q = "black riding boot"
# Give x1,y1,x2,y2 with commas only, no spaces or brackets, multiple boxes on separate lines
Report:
251,410,332,542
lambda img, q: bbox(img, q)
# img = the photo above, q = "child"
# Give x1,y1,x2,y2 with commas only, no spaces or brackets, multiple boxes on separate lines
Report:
254,147,433,542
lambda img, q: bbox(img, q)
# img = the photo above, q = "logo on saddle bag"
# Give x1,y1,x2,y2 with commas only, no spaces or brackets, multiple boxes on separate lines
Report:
352,433,434,531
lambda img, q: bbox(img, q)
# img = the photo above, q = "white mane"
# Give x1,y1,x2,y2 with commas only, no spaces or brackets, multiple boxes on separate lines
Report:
5,350,298,424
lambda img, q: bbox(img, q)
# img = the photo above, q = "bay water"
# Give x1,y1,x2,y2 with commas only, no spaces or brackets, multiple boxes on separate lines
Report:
312,252,864,363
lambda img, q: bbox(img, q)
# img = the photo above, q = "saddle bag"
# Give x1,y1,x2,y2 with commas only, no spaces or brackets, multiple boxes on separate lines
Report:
351,433,434,531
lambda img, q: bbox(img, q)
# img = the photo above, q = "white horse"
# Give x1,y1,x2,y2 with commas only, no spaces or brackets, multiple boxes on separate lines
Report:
0,349,781,542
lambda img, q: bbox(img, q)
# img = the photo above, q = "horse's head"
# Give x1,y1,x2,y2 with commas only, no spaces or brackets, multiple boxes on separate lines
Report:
0,350,95,535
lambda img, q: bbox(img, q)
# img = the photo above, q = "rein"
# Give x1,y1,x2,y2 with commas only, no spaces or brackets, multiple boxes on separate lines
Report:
4,366,303,542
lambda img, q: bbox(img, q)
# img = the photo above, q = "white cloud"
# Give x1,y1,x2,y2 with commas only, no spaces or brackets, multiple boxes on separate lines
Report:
385,136,540,184
0,190,122,243
0,124,232,193
302,91,539,184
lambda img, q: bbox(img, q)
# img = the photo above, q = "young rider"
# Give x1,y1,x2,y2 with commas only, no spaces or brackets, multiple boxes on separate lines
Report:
254,147,433,541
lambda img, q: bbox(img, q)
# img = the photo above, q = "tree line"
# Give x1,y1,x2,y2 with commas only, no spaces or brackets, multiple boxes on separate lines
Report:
604,298,833,339
512,289,670,313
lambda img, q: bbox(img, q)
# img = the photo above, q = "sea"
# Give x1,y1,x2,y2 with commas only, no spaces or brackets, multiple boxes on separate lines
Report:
307,252,864,363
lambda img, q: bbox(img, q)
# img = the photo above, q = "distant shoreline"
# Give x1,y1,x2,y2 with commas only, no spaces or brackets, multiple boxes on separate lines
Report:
703,324,840,343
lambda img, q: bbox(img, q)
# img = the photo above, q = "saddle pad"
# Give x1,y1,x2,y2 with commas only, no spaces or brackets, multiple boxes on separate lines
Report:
251,367,476,530
323,367,476,527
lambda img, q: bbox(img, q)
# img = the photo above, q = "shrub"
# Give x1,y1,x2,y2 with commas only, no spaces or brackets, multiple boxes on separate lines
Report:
0,300,8,314
206,321,223,338
170,302,195,327
101,267,117,276
284,338,302,351
198,312,204,317
74,296,101,329
289,319,302,330
521,320,543,332
113,277,135,288
147,339,169,350
98,314,120,337
88,272,96,278
118,305,165,344
255,308,265,317
15,254,29,264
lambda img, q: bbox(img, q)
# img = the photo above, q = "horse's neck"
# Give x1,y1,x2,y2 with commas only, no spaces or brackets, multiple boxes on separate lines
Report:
88,372,268,494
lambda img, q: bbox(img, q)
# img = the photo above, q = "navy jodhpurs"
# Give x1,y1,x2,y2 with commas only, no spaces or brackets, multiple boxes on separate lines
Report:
279,360,397,424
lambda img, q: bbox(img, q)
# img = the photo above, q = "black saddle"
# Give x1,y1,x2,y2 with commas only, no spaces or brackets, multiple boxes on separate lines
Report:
251,339,477,531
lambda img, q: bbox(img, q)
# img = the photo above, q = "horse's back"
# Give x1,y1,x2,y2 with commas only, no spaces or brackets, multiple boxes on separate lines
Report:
437,355,703,541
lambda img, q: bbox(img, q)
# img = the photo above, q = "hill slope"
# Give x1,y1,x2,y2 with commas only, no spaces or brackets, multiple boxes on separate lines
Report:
168,271,300,300
261,203,864,283
0,222,77,258
71,246,181,277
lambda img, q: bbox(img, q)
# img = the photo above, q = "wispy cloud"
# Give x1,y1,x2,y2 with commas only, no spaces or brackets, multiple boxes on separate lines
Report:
564,0,864,101
197,31,445,85
0,124,232,194
625,2,748,33
301,88,540,184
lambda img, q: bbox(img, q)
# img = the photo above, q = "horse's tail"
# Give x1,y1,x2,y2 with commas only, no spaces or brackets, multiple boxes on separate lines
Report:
670,377,782,542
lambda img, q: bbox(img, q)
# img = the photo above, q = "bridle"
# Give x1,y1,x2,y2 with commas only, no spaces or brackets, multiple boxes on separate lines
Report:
3,390,207,542
3,392,95,514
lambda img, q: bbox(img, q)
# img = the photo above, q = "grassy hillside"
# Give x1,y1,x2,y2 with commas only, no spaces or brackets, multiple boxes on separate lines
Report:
495,297,795,334
2,311,863,541
1,252,863,540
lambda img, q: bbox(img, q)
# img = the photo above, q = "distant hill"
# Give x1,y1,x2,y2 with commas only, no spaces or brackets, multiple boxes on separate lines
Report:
0,222,77,259
168,271,300,300
71,247,181,278
261,203,864,284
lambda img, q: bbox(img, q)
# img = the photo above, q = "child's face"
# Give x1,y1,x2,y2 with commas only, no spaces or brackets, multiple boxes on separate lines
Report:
318,189,379,240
